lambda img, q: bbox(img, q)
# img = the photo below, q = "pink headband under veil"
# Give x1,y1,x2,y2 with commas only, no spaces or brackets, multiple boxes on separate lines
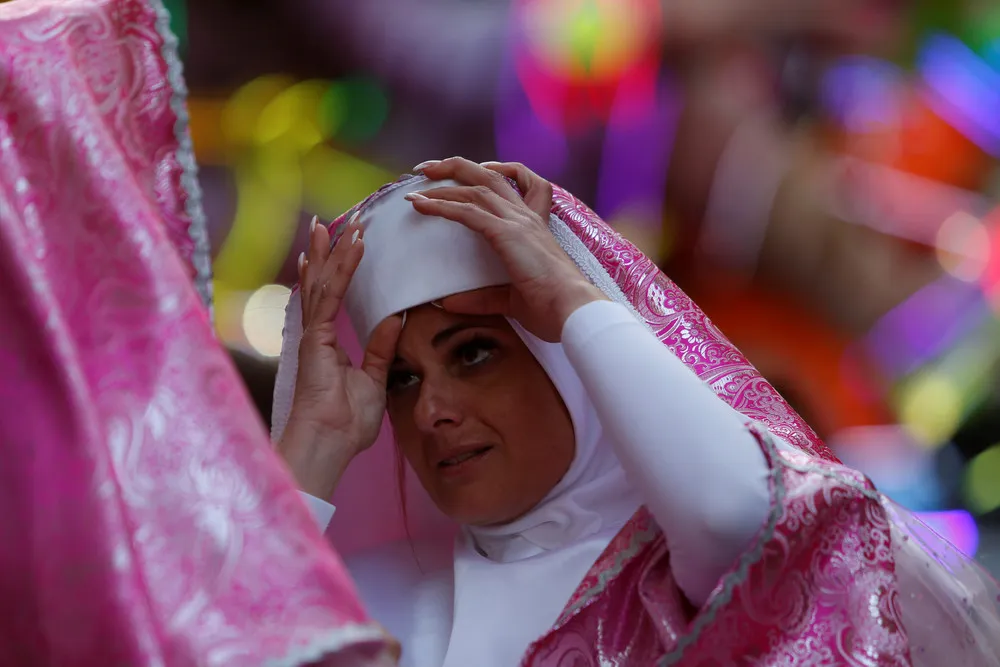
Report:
0,0,389,664
272,174,836,558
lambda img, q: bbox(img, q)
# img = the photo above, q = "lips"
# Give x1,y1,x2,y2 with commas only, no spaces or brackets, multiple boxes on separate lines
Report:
437,445,493,469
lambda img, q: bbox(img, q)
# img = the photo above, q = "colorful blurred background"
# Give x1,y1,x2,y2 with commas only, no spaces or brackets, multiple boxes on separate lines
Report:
171,0,1000,574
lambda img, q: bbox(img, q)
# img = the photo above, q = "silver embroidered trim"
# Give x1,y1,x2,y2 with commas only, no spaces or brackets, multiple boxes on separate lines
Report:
261,623,392,667
150,0,214,315
548,213,655,335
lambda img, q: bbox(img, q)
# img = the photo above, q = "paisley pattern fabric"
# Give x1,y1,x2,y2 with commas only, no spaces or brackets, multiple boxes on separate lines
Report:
517,193,1000,666
0,0,387,664
547,185,834,461
525,426,1000,666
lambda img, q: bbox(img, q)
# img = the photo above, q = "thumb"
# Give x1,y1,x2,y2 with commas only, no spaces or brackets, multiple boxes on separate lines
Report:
440,286,511,317
361,315,403,388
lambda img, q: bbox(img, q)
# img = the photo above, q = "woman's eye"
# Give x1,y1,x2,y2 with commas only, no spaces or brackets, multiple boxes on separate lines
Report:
455,339,497,367
387,371,419,393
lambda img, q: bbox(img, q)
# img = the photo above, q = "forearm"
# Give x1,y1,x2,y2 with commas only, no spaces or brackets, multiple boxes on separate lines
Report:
561,300,772,605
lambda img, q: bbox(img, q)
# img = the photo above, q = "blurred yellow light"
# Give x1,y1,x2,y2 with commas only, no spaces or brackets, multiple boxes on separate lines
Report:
522,0,660,81
898,372,963,447
242,285,291,358
935,211,991,282
302,145,394,219
222,75,294,148
963,444,1000,515
255,80,333,150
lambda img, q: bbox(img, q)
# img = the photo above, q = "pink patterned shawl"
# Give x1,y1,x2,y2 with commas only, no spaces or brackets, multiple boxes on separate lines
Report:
281,179,1000,665
0,1,388,665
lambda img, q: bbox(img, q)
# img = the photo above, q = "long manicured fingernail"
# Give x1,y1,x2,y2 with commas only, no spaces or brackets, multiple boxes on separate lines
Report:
351,229,360,244
480,161,501,168
349,209,361,225
404,192,428,201
400,310,408,328
310,215,318,234
297,252,306,274
413,160,440,172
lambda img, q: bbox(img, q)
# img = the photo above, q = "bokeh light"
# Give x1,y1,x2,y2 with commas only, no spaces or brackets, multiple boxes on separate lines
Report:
935,210,991,282
963,444,1000,515
897,372,963,446
518,0,660,84
242,285,292,358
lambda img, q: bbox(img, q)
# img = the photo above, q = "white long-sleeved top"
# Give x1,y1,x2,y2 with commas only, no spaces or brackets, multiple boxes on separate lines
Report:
301,300,783,664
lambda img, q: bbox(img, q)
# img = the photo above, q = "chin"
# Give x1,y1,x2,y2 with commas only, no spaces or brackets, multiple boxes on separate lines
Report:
435,491,533,527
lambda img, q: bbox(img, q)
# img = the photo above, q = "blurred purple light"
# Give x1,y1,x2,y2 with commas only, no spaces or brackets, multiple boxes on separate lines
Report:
821,57,904,133
595,76,680,225
919,33,1000,157
864,276,991,379
913,509,980,558
495,44,569,180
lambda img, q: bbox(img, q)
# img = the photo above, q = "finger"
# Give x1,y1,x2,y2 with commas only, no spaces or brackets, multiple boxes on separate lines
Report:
481,162,554,221
410,184,511,218
310,224,364,327
302,216,330,320
406,196,501,236
307,215,360,318
416,157,520,205
362,314,404,389
440,286,511,317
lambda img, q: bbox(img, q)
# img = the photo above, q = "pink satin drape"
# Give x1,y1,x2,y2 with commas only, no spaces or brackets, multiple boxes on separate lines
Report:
0,1,385,664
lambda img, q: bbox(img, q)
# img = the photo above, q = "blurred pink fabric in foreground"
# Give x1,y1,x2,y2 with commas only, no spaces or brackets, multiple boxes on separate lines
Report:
0,0,387,664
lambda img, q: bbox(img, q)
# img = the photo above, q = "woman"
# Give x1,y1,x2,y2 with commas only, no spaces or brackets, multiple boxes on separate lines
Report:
275,158,1000,666
0,0,393,664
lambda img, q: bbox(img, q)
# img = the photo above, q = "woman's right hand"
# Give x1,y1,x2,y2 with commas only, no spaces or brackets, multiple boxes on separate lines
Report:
278,215,403,500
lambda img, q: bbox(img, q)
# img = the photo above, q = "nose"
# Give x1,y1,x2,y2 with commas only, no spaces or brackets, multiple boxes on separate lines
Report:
412,374,464,434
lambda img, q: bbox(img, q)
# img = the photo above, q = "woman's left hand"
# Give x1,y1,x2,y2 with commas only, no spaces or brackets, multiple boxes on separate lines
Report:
406,157,607,342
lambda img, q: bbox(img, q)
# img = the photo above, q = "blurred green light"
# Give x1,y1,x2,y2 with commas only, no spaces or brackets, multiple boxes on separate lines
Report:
162,0,187,57
963,444,1000,515
324,77,390,145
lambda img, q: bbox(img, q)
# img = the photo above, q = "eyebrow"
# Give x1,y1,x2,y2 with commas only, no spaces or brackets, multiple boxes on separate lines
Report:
391,320,504,367
431,322,495,348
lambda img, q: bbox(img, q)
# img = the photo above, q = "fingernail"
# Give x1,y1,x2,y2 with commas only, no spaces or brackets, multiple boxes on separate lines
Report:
349,209,361,225
310,215,318,234
351,229,360,244
413,160,440,172
404,192,428,201
400,310,408,328
297,251,305,273
480,161,501,168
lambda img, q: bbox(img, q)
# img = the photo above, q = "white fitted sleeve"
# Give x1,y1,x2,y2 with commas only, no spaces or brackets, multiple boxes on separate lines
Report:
299,492,336,532
561,300,774,606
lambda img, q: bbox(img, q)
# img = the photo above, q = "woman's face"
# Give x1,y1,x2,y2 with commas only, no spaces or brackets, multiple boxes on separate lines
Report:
386,304,576,526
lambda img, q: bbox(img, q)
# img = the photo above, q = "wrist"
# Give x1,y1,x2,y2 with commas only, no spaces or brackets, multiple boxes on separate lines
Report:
278,417,360,499
552,280,608,334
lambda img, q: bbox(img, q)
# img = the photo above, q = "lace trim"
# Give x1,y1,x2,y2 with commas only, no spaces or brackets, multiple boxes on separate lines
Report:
261,623,390,667
656,425,888,665
657,422,787,665
150,0,214,314
554,517,659,626
548,213,655,336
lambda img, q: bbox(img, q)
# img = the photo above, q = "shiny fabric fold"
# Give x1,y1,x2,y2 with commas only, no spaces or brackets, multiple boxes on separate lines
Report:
0,0,386,664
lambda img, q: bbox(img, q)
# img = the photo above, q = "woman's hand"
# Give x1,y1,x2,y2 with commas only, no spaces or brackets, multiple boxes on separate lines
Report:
279,216,403,500
406,158,607,342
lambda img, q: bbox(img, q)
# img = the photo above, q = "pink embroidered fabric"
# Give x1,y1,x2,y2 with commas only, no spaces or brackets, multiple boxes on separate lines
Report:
276,176,1000,665
0,0,387,664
